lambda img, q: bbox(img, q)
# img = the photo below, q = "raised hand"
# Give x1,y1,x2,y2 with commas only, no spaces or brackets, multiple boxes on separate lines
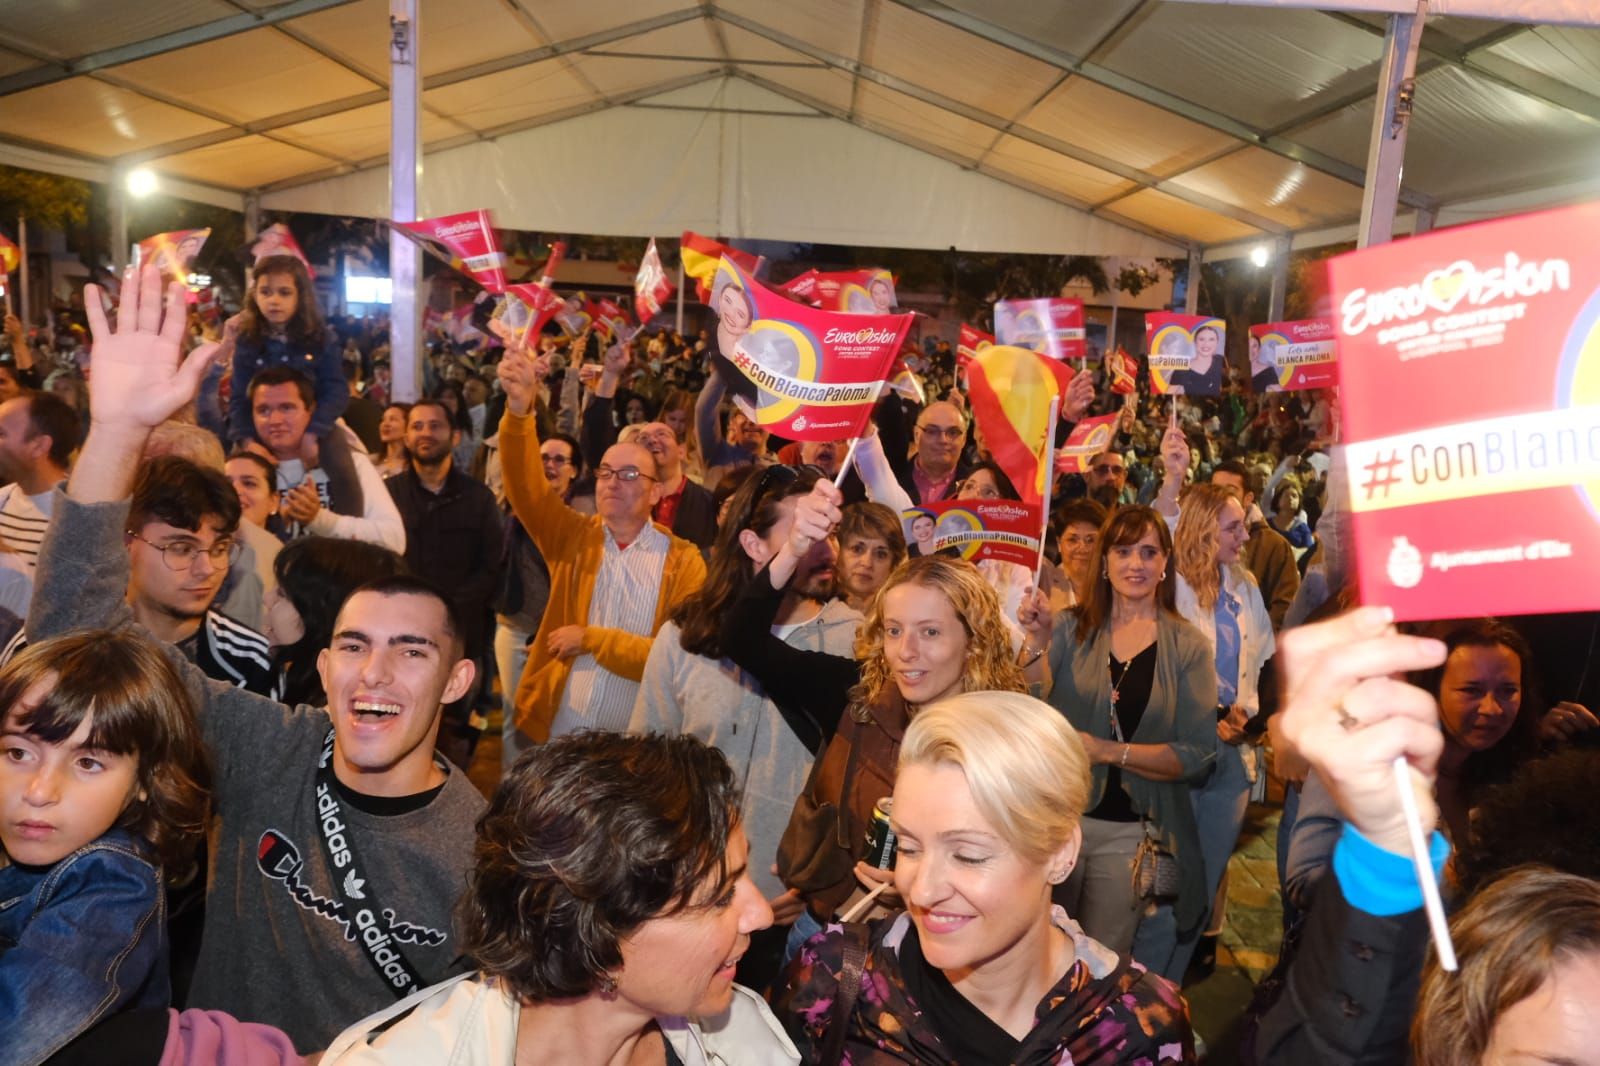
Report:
85,265,220,430
1062,368,1095,422
787,480,843,557
497,346,538,417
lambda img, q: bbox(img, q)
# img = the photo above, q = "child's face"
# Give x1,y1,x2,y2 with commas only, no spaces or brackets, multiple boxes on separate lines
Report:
1,694,141,866
254,272,299,326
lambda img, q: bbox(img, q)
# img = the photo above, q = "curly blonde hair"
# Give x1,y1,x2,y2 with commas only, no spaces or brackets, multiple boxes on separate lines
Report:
852,555,1023,710
1175,482,1248,610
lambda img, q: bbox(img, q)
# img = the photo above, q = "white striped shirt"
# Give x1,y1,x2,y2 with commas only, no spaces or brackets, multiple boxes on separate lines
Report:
548,522,668,737
0,483,55,572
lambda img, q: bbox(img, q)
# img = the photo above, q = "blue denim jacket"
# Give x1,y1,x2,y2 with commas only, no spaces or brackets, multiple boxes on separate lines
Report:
0,828,169,1066
228,332,348,443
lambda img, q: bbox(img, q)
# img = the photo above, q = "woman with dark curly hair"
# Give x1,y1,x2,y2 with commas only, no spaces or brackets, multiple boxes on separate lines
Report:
321,731,798,1065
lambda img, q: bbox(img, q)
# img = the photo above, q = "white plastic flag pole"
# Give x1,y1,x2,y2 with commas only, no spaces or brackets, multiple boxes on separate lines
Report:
1393,755,1458,971
840,880,890,923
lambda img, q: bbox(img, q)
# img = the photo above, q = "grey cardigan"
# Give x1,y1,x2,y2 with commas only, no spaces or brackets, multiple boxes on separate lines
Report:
1046,609,1219,935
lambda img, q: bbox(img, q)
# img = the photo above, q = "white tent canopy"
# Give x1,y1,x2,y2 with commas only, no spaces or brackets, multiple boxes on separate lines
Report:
2,0,1600,256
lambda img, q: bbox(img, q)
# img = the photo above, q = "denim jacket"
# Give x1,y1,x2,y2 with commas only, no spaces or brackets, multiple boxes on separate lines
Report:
0,828,169,1066
228,332,348,443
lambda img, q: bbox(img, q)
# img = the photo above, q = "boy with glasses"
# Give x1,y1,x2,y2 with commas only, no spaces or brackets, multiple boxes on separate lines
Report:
496,345,707,749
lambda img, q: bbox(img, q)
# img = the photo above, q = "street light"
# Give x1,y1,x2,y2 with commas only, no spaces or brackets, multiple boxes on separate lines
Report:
126,168,158,198
1250,244,1270,268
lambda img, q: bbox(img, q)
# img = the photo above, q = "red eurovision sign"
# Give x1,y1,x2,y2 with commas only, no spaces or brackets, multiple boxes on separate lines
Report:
994,298,1087,361
1056,413,1121,474
781,269,897,313
634,237,674,323
1328,200,1600,621
957,323,994,371
392,211,507,293
1146,312,1224,397
1250,319,1338,392
901,499,1044,568
250,223,314,276
709,256,912,441
1106,346,1140,395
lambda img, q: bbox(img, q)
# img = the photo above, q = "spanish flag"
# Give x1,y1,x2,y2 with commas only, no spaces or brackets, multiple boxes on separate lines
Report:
680,231,759,303
967,345,1072,506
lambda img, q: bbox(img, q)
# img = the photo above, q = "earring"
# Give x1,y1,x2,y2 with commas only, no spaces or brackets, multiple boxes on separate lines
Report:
1160,569,1168,580
596,972,619,996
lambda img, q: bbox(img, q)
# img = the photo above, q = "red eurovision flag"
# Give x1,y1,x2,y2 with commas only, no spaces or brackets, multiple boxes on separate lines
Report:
1146,312,1224,397
1329,200,1600,622
995,297,1087,361
899,499,1044,568
783,269,898,313
633,238,675,322
1107,345,1139,395
137,228,210,282
708,256,912,441
680,231,759,303
1056,413,1121,474
966,345,1073,506
250,223,314,277
553,295,591,337
495,283,565,346
392,211,508,293
0,232,20,274
957,323,994,372
1249,319,1338,392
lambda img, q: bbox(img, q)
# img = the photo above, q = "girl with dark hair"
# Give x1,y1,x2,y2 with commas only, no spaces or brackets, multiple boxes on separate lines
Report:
1,630,212,1063
321,732,797,1064
264,537,408,706
221,253,362,520
370,402,411,478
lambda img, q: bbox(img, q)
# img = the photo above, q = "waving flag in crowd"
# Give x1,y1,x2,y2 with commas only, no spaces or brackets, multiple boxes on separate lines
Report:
995,297,1087,362
137,228,210,282
1056,413,1121,475
781,269,897,314
966,344,1072,506
392,211,508,293
681,231,760,303
708,255,912,441
634,238,675,323
900,499,1044,568
957,323,994,373
1106,345,1140,395
250,223,314,276
0,232,18,274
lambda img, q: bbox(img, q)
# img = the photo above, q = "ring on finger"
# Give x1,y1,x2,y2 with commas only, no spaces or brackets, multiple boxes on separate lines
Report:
1336,703,1359,732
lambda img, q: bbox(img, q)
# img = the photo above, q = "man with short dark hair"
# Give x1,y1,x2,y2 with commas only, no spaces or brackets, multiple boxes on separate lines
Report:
0,390,78,570
248,365,404,551
385,398,504,760
1084,448,1130,509
30,269,484,1050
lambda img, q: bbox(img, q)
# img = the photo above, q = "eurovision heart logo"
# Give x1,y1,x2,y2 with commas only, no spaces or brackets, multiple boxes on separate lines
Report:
1423,261,1474,313
1555,285,1600,519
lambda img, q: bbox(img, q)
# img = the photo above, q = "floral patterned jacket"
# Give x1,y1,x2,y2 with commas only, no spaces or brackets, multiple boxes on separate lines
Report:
773,909,1195,1065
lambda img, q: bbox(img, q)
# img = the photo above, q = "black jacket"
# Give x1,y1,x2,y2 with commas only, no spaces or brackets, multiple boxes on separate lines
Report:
384,464,505,654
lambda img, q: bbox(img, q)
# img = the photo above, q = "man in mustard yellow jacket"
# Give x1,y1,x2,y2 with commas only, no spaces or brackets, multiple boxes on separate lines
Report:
497,347,707,753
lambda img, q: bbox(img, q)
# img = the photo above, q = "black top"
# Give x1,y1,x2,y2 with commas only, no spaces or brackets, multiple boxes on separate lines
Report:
1088,642,1157,823
900,923,1019,1065
384,464,506,653
1165,364,1221,398
720,562,860,753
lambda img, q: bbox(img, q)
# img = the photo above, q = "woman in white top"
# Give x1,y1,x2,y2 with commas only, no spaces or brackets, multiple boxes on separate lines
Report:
1136,481,1275,981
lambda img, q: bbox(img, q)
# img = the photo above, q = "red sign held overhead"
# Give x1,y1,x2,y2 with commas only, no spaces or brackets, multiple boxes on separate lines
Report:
995,298,1087,361
1249,319,1338,392
1329,200,1600,621
1145,312,1224,397
392,211,508,293
900,499,1045,568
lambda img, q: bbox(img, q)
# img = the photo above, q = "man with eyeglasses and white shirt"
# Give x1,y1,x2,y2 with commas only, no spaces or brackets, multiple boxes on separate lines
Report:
496,344,707,749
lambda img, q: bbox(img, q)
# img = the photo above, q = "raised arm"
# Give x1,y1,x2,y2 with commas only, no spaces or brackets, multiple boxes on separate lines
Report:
498,344,590,554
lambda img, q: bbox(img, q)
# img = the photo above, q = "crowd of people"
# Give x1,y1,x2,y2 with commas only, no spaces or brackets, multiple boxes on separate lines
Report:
3,259,1600,1066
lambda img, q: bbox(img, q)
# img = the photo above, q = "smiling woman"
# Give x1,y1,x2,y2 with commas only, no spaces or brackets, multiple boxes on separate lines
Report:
774,692,1193,1063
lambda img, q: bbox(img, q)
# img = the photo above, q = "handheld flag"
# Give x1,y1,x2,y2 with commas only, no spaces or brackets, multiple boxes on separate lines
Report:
634,238,675,323
966,345,1073,506
1146,312,1224,397
250,223,314,276
680,231,760,303
392,211,508,293
1056,413,1121,475
995,297,1087,361
1107,345,1139,395
900,499,1044,568
0,232,21,274
137,228,210,282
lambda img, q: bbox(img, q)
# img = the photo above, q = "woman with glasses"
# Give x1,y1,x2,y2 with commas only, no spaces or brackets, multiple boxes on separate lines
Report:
1045,505,1217,964
720,478,1027,958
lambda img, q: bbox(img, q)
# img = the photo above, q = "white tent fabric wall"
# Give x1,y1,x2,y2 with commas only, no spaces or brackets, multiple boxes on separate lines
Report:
260,77,1186,257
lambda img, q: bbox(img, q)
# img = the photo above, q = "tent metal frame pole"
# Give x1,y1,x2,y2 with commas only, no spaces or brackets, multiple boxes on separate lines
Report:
1358,2,1428,250
389,0,421,404
1185,247,1202,315
1268,236,1291,322
110,170,129,274
17,216,29,331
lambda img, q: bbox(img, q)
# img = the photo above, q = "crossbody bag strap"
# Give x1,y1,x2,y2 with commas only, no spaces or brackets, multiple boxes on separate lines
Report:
820,923,870,1066
314,729,429,1000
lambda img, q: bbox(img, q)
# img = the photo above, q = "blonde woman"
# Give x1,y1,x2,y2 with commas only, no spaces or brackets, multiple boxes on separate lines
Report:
776,692,1194,1063
720,481,1030,955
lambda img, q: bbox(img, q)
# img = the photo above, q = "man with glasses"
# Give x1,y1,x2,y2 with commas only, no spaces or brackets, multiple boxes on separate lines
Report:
6,454,275,694
1085,449,1131,508
633,420,716,551
895,400,972,505
497,345,707,747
